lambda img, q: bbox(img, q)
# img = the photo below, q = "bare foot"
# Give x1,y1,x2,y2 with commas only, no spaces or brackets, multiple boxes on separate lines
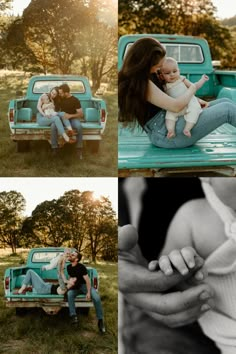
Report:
183,130,191,137
167,131,175,139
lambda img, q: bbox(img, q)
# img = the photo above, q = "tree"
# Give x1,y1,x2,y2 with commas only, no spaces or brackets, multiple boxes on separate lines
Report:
82,196,117,262
22,0,88,74
0,0,11,13
78,0,117,92
0,191,25,253
4,18,37,70
28,199,72,246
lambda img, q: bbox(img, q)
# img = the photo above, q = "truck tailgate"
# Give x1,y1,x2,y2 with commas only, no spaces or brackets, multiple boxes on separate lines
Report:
118,124,236,175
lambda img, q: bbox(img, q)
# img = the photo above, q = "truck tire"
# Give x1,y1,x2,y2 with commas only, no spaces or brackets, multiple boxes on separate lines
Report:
16,308,27,316
17,141,30,152
88,141,100,153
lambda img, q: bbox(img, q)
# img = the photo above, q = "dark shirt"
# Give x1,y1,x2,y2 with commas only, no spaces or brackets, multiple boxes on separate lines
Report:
67,263,87,289
51,284,59,294
145,73,165,124
60,96,81,114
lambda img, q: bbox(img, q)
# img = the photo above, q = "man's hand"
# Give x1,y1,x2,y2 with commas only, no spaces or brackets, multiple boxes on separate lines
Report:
63,113,71,120
86,292,91,301
119,225,215,328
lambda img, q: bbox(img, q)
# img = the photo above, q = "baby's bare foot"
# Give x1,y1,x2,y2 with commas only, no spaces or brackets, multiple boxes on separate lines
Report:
167,131,175,139
183,130,191,137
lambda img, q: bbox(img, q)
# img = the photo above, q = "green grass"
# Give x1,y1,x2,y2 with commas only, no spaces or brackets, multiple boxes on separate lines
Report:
0,73,117,177
0,249,118,354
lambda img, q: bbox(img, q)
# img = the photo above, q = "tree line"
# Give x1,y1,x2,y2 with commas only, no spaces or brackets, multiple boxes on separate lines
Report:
119,0,236,69
0,190,117,262
0,0,117,92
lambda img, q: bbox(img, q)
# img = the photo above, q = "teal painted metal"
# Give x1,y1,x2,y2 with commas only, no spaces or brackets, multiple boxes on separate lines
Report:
4,247,99,311
118,34,236,173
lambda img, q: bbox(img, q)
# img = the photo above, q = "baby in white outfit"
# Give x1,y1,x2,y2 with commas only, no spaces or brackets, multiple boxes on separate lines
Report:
160,57,209,138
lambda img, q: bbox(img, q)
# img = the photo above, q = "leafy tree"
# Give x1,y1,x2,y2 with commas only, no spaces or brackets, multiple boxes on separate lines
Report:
29,199,72,246
0,0,11,13
4,18,37,70
22,0,88,74
82,196,117,262
0,191,25,253
78,0,117,92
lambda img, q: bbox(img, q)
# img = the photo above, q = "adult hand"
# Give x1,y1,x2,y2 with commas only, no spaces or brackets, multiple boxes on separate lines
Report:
63,113,71,119
119,225,215,328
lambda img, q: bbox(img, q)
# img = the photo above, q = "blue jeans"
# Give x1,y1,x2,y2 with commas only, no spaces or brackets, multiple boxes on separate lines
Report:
23,269,52,294
67,284,104,319
144,98,236,148
51,118,83,149
57,112,72,130
37,112,67,147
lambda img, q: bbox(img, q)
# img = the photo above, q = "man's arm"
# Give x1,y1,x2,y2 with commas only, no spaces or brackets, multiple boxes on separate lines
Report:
63,108,84,120
83,274,91,300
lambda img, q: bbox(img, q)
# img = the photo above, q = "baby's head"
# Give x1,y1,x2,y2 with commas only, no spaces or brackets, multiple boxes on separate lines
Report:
63,248,71,259
160,57,180,83
42,94,50,104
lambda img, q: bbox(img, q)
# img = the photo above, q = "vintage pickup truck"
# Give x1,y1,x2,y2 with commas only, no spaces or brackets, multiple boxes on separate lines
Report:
4,247,99,315
8,75,107,153
118,34,236,176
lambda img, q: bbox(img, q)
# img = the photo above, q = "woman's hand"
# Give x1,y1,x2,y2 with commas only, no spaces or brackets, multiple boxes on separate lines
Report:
119,225,215,327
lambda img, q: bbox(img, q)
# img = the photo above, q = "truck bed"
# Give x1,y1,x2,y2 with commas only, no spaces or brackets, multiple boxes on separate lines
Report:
118,124,236,176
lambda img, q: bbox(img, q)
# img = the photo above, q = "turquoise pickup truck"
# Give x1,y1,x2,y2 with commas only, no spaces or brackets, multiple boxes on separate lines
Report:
118,34,236,176
4,247,99,315
8,75,107,153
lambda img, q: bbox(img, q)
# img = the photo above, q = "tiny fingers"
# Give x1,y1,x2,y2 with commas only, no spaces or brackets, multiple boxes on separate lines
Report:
159,255,173,276
180,247,196,269
168,249,192,276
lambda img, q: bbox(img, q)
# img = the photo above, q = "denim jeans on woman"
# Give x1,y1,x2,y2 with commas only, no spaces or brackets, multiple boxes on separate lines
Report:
144,98,236,148
23,269,52,294
36,112,67,143
51,118,83,149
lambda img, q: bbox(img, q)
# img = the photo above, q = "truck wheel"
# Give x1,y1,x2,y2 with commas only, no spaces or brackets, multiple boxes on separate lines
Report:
88,141,100,153
17,141,30,152
78,308,90,316
16,308,27,316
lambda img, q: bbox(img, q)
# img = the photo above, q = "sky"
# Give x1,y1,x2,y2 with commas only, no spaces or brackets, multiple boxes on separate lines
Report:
11,0,236,19
0,178,118,216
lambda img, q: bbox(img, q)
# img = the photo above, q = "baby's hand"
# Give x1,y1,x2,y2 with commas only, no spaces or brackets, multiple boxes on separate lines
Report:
150,247,198,276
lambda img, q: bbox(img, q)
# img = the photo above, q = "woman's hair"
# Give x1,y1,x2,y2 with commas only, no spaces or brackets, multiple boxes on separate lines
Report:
50,86,61,111
118,37,166,128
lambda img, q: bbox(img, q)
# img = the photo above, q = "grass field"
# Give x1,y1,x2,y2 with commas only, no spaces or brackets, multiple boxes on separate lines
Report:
0,72,117,177
0,249,118,354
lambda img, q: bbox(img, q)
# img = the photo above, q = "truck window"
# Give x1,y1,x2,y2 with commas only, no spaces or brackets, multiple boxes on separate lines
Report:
32,80,86,94
164,44,203,63
31,251,63,263
123,42,203,64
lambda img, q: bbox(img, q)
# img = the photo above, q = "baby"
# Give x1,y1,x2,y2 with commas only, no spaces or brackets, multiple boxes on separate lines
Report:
149,177,236,354
41,94,58,117
160,57,209,138
42,248,71,291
